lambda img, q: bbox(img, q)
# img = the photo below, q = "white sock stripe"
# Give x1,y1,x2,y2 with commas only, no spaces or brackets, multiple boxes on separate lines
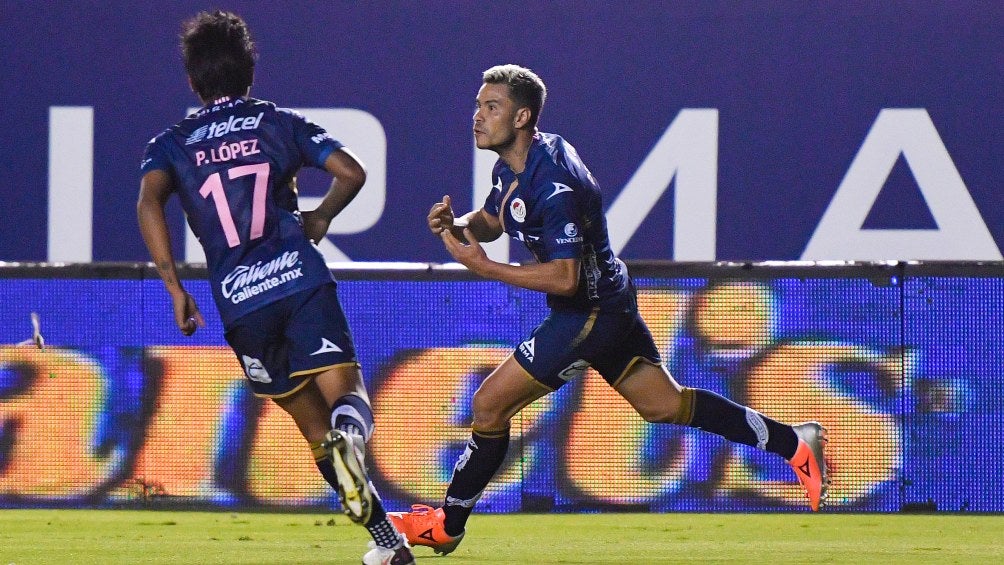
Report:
445,494,481,508
745,408,770,450
331,404,373,441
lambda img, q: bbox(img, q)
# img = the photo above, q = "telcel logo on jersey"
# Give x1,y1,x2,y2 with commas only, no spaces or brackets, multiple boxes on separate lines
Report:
186,112,265,145
221,251,303,304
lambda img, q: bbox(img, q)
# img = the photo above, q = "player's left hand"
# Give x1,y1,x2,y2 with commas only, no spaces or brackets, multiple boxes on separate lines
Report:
300,209,331,244
441,227,488,273
171,291,205,336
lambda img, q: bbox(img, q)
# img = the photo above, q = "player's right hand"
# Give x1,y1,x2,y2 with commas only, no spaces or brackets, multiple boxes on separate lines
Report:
171,291,205,336
428,195,454,235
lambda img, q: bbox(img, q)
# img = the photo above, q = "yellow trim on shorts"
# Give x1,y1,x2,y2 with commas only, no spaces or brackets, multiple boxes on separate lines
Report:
252,374,315,399
511,354,557,393
250,362,361,399
569,306,600,349
610,356,662,389
289,361,360,379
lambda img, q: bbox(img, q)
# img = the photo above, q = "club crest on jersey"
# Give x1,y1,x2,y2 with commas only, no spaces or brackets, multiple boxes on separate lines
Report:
510,198,526,223
519,337,535,362
241,355,271,383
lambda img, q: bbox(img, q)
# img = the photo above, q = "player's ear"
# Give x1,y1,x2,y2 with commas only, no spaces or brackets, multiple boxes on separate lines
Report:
513,107,531,129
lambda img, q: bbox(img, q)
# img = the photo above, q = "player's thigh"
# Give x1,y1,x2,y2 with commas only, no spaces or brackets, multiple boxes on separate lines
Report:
513,308,612,390
271,377,334,444
472,354,552,430
614,362,685,423
284,282,365,404
313,363,369,408
225,300,300,398
589,308,663,387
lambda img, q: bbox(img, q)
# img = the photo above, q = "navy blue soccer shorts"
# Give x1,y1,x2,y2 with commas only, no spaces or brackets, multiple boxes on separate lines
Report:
512,306,663,391
223,282,359,398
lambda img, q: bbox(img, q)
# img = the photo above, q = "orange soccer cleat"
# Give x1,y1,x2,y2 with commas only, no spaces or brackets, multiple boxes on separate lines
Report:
788,421,830,511
387,504,466,555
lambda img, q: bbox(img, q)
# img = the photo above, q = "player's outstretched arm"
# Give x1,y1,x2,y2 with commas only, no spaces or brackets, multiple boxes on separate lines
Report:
138,170,205,336
301,148,367,243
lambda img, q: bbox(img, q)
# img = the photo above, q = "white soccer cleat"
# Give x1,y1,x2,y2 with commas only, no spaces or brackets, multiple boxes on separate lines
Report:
361,536,415,565
322,429,373,524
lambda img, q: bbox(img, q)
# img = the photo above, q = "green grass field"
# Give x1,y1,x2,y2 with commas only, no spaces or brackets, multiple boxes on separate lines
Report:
1,510,1001,564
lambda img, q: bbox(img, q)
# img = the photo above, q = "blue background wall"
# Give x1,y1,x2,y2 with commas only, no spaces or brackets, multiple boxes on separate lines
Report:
1,2,1000,262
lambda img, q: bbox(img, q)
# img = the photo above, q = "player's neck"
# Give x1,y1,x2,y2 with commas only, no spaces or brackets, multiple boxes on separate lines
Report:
496,130,533,173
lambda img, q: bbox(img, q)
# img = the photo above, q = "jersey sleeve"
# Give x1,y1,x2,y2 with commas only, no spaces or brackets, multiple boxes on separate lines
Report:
140,135,172,175
280,108,345,169
482,162,505,216
537,179,583,262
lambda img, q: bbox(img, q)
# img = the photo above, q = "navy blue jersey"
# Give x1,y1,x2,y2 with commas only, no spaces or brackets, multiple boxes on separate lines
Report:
141,97,340,326
483,132,632,311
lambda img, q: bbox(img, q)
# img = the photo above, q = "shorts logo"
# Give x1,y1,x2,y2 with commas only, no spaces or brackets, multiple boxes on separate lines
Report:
564,223,578,237
510,198,526,223
241,355,271,383
558,359,590,381
519,337,535,362
310,338,343,356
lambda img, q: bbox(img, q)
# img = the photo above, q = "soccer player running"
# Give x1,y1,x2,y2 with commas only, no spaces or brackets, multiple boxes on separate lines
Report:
136,12,413,565
389,65,829,555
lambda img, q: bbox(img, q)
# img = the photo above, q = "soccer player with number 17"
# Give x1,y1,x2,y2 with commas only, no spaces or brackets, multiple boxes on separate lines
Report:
137,11,413,565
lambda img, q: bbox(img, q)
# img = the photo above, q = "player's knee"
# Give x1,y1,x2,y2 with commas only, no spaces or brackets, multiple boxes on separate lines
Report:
637,405,678,424
470,391,511,431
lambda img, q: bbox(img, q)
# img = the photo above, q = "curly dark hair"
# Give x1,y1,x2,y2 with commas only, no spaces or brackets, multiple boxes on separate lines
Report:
180,11,257,101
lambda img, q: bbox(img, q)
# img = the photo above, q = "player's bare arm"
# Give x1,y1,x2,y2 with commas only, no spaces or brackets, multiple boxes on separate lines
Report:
137,169,205,335
440,228,579,296
428,195,502,242
301,147,367,243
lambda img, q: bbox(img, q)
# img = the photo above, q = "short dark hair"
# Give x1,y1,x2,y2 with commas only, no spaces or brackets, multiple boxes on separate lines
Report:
180,11,257,101
482,64,547,128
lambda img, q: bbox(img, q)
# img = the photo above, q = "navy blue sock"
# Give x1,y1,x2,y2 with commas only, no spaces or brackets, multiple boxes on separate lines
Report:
674,387,798,460
331,393,374,440
443,428,510,536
